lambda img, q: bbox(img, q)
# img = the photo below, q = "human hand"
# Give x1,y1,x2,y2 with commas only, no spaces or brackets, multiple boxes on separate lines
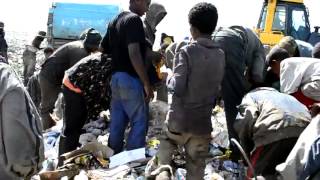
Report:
144,84,154,102
310,103,320,118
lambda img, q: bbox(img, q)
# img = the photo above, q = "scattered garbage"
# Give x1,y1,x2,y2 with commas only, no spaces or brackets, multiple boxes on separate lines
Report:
146,138,160,157
211,105,229,148
33,98,247,179
109,148,146,168
175,168,187,180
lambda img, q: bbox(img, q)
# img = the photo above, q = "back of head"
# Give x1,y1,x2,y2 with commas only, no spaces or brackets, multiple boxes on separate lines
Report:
43,46,54,59
312,42,320,59
278,36,298,57
188,2,218,34
266,46,290,66
83,28,102,52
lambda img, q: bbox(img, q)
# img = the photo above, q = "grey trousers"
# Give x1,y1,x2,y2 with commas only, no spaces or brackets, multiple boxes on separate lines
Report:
23,51,37,86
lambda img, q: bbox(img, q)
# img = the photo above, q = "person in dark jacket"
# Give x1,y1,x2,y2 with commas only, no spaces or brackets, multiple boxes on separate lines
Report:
22,31,46,85
212,26,266,160
59,52,112,155
39,28,102,130
0,22,8,63
27,46,54,110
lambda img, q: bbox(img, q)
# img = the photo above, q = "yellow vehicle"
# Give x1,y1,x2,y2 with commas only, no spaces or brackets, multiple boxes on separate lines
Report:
255,0,320,46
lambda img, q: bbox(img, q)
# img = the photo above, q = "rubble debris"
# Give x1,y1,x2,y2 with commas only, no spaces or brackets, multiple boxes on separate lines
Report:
109,148,146,168
39,163,80,180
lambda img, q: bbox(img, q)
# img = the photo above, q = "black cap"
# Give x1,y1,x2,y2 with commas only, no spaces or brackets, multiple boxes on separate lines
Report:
0,21,4,29
83,28,102,49
36,31,46,38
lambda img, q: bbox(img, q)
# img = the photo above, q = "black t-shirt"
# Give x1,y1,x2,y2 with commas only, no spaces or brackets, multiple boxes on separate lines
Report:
101,11,146,77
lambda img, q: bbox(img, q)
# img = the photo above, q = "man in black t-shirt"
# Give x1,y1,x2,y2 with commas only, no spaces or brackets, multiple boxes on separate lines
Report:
100,0,152,154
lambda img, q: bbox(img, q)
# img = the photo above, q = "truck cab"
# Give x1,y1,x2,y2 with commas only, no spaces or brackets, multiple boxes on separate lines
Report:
47,2,121,49
256,0,320,46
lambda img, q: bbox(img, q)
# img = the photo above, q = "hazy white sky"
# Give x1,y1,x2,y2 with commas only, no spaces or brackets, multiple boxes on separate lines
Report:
0,0,319,43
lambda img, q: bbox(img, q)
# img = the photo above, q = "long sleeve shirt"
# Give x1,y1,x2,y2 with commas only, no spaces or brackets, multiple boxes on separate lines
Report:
166,37,225,135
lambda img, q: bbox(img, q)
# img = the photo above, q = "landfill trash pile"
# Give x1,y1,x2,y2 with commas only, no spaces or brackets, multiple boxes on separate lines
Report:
79,114,110,146
30,100,244,179
211,105,229,148
147,100,169,139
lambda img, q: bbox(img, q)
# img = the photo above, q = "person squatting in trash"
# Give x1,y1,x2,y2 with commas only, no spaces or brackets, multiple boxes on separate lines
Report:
100,0,153,154
27,46,54,110
154,3,225,180
234,87,311,179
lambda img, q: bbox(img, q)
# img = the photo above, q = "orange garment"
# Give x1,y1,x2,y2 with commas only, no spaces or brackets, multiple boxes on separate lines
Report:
62,75,82,94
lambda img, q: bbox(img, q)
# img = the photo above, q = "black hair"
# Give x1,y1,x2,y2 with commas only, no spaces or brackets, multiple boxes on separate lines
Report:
44,47,54,54
188,2,218,34
266,46,290,66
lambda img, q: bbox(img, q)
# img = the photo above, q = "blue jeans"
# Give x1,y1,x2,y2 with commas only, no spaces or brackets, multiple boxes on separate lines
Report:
108,72,148,154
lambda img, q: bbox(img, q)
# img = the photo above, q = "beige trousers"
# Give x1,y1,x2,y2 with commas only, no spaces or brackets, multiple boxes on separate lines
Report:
157,125,211,180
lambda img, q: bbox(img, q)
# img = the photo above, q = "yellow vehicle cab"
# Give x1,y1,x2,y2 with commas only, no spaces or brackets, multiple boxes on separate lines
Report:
255,0,320,47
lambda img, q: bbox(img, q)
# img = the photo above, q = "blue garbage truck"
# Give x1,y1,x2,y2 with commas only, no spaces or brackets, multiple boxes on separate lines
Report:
47,2,121,49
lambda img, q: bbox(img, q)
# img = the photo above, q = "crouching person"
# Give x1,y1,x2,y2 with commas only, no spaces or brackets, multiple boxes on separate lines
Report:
59,52,112,155
0,57,44,179
155,3,225,180
234,87,311,179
